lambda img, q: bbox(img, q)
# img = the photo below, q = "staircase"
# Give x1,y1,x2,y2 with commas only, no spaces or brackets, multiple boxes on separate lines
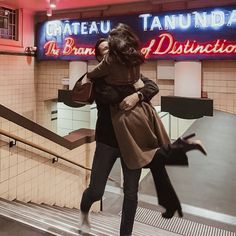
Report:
0,198,162,236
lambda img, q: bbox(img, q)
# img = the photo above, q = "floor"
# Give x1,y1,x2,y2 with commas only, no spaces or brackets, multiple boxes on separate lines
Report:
105,110,236,233
0,216,52,236
1,110,235,235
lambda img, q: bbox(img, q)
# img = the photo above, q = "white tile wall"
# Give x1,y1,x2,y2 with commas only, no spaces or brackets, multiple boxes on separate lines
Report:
1,54,235,211
57,103,97,136
0,117,98,210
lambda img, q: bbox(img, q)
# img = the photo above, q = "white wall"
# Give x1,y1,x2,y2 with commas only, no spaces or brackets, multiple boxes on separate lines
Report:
174,61,202,98
69,61,87,90
57,103,97,136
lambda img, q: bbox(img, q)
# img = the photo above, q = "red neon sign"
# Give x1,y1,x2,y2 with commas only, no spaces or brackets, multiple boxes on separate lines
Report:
141,33,236,58
43,34,236,59
44,37,95,57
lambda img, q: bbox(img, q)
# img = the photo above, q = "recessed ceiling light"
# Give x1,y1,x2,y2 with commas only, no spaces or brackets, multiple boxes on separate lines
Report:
50,0,56,9
46,8,52,17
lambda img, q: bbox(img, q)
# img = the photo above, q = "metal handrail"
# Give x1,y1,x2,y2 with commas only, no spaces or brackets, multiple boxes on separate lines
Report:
0,128,111,210
0,128,92,170
0,128,117,187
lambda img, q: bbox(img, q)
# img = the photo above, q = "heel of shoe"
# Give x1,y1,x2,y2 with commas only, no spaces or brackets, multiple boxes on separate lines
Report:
198,144,207,156
177,208,183,217
162,206,183,219
182,133,196,140
194,141,207,156
178,134,207,156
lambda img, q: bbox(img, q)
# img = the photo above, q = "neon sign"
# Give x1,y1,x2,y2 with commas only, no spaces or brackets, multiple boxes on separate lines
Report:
141,33,236,58
139,10,236,31
44,38,95,57
36,6,236,60
46,20,111,36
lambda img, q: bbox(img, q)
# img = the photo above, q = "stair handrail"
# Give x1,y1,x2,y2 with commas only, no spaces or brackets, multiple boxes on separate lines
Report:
0,104,94,150
0,128,92,171
0,129,109,211
0,128,117,184
0,104,119,211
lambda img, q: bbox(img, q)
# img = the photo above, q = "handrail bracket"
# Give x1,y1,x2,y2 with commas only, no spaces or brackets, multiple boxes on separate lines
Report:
52,157,58,163
9,139,16,148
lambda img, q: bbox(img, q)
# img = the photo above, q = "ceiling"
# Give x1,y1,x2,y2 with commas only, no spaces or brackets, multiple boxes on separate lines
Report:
0,0,150,12
1,0,235,13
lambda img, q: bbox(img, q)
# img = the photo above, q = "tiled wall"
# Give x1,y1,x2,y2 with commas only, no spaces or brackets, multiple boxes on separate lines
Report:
36,61,69,130
142,60,236,114
1,54,236,209
202,61,236,114
0,117,99,211
0,55,36,120
57,103,97,136
1,56,236,140
141,61,174,106
0,55,98,210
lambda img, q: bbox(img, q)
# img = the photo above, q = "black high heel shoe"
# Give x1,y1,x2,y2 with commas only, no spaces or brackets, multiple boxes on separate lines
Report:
162,206,183,219
175,133,207,156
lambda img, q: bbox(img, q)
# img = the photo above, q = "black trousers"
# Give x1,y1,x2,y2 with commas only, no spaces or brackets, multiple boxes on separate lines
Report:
80,142,188,235
80,142,141,236
145,145,188,211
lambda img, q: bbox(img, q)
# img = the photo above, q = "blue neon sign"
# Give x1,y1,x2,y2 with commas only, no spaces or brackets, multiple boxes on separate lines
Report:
36,6,236,60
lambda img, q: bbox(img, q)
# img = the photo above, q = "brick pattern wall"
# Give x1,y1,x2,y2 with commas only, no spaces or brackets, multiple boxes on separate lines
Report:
0,55,36,120
202,61,236,114
36,61,69,130
141,61,174,106
0,117,98,210
0,55,98,210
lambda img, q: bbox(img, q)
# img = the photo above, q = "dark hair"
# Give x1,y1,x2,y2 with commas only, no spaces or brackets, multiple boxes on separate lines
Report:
108,23,144,67
94,38,107,61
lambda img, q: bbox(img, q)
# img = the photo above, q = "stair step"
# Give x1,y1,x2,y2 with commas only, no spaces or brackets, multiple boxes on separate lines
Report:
13,202,122,235
0,198,170,236
0,205,75,236
26,202,152,235
14,200,80,223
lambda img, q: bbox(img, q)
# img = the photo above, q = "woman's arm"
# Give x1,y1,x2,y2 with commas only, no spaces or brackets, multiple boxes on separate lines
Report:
138,74,159,102
119,75,159,110
87,56,110,79
94,74,159,107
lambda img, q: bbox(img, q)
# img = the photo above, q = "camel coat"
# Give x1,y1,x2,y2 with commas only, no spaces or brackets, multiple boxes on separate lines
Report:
88,54,140,86
111,102,170,169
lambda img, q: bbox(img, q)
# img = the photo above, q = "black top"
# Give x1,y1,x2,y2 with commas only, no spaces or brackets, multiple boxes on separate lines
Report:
93,75,159,148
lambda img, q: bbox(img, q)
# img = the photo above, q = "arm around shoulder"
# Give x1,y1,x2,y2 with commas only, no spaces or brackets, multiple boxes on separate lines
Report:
139,74,159,102
87,56,110,79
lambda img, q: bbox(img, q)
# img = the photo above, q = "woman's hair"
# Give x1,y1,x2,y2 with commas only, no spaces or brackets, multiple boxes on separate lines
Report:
108,23,144,67
94,38,107,61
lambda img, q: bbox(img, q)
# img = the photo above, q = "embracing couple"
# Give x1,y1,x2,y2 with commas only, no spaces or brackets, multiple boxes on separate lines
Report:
79,23,206,236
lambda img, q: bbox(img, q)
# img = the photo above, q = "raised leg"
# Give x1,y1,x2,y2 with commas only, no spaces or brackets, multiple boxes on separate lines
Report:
146,150,183,219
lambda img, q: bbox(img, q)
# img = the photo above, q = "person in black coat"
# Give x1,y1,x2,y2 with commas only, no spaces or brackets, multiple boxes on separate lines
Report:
79,37,206,236
79,38,160,236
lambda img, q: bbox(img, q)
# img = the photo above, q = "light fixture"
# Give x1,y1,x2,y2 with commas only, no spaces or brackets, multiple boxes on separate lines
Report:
46,8,52,17
25,46,37,55
50,0,56,9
